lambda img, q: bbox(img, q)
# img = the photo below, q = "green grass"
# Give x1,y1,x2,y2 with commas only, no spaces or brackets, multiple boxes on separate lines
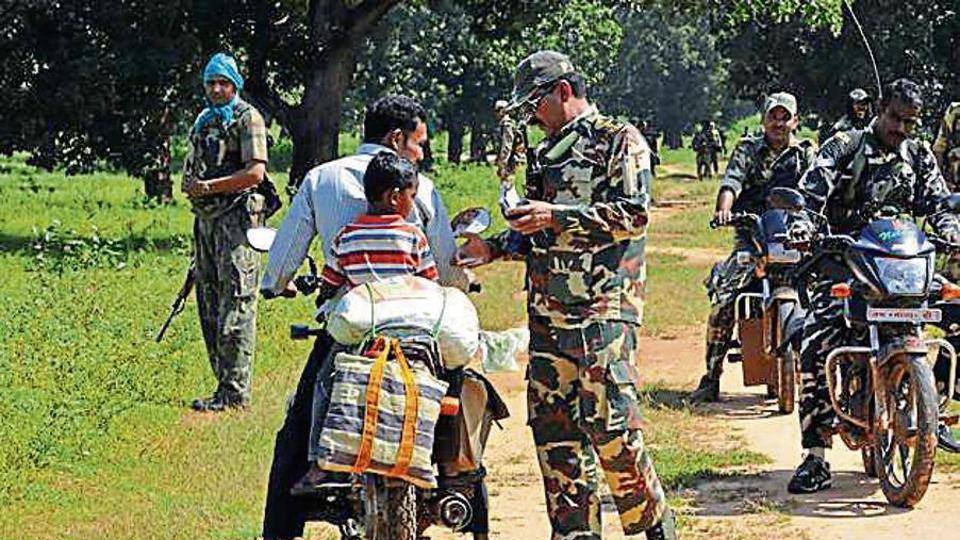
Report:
0,145,752,539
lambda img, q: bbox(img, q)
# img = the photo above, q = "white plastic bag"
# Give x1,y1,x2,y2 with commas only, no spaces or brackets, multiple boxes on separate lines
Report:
479,328,526,373
325,275,481,369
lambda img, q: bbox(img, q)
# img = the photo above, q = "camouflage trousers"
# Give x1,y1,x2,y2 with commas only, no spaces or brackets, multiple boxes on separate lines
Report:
194,200,262,404
527,316,666,539
703,245,755,382
797,285,846,449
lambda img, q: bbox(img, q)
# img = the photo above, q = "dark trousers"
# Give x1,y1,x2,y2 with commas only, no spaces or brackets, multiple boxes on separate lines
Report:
262,332,334,538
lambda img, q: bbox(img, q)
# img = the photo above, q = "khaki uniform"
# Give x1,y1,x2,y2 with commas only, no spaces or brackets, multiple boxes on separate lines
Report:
183,98,268,405
933,102,960,190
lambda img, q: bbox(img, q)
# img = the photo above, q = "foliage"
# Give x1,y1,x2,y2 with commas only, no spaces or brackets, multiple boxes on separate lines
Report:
722,1,960,128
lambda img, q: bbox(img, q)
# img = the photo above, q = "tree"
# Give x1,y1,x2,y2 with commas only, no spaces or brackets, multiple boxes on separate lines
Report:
721,1,960,129
1,0,848,194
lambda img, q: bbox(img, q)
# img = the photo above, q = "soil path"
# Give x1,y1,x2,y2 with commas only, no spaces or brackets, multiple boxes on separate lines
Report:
688,361,960,540
431,333,960,539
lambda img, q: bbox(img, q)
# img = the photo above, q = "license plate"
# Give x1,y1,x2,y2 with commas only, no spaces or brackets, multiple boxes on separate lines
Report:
866,307,942,323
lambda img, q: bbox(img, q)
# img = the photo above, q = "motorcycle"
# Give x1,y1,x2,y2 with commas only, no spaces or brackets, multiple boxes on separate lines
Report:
708,187,809,414
792,205,958,507
248,207,507,539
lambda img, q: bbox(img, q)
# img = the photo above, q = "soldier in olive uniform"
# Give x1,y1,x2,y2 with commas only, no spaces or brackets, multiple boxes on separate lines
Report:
182,53,269,411
933,101,960,191
495,99,527,183
819,88,873,144
458,51,675,540
691,92,816,402
787,79,960,493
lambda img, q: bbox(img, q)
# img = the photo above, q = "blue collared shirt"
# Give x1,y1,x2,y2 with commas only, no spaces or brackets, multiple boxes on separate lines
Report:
260,143,467,295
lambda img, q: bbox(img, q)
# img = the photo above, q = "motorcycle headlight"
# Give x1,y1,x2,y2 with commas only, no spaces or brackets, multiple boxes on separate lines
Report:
874,257,928,295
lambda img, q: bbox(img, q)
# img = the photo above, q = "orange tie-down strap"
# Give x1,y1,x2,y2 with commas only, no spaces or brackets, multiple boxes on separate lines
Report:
352,337,420,478
388,338,419,479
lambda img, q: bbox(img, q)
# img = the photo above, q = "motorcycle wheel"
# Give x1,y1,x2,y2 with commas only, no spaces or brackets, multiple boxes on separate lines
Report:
873,355,939,508
363,476,417,540
777,348,796,415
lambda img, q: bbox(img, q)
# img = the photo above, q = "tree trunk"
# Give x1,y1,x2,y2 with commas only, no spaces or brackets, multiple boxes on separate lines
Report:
447,119,465,164
421,137,434,172
287,48,357,190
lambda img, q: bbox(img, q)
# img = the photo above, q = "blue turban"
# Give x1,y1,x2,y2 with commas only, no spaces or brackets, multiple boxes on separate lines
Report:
192,53,245,134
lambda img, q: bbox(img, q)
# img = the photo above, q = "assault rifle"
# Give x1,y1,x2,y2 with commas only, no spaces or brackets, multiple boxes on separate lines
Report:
155,259,196,342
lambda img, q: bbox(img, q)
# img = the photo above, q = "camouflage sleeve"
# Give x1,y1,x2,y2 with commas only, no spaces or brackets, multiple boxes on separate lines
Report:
240,107,269,165
496,119,516,172
181,137,198,190
916,143,960,235
719,139,752,198
552,126,650,236
933,104,957,157
799,132,859,214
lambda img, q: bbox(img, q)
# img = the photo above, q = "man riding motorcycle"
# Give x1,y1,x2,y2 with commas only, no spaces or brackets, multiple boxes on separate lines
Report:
691,92,816,402
788,79,960,494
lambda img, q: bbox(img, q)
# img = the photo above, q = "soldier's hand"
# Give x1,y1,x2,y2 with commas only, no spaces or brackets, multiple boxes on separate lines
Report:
455,234,494,268
714,208,733,226
185,180,211,198
506,200,560,234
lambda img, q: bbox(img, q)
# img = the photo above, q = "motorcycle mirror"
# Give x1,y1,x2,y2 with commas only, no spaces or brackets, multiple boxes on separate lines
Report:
939,194,960,213
246,227,277,252
451,207,492,237
767,187,806,211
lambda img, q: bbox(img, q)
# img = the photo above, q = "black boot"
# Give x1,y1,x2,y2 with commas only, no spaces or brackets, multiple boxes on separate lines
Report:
191,390,247,412
690,344,724,403
644,508,677,540
690,375,719,403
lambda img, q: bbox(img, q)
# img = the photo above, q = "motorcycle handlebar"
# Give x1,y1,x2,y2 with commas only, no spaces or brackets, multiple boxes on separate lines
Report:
709,212,760,230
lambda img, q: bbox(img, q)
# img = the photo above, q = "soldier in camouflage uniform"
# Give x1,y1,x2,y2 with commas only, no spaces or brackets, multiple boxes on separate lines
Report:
933,101,960,191
182,53,269,411
787,79,960,493
691,92,816,402
818,88,873,145
457,51,675,540
495,99,527,183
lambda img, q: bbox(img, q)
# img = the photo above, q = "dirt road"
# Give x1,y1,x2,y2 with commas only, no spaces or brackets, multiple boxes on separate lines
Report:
430,334,960,539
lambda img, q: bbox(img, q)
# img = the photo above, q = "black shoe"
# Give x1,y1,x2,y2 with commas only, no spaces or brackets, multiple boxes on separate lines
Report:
191,393,247,412
644,508,677,540
690,375,720,403
938,423,960,453
787,454,832,494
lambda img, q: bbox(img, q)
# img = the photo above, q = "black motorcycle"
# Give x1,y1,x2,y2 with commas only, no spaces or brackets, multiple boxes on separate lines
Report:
708,188,809,414
793,208,957,507
248,208,508,539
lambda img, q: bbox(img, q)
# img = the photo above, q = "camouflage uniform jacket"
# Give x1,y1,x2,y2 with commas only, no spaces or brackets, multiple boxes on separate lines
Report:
492,107,652,326
721,134,817,215
183,98,269,219
496,114,526,179
800,128,960,236
933,102,960,187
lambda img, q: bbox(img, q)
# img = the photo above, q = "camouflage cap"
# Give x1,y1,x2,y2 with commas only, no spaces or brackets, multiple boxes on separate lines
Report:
762,92,798,118
849,88,870,102
506,50,577,112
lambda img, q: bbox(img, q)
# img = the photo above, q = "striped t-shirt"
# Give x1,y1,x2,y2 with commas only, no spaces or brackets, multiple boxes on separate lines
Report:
321,213,439,288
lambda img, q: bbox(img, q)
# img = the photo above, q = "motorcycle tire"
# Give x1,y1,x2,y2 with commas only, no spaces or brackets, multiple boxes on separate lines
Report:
380,482,417,540
873,355,939,508
777,348,796,415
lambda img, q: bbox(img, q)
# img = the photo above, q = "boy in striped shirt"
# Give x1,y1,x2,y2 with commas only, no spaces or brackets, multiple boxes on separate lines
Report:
293,151,438,493
314,151,439,304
